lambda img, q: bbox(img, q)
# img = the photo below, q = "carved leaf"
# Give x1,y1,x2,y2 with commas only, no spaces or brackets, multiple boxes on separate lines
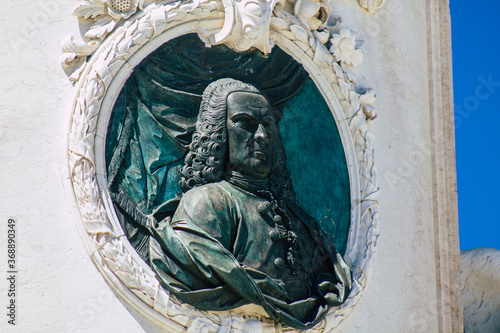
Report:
362,105,376,120
60,52,79,68
359,88,376,105
61,36,100,57
313,30,330,44
290,24,309,43
73,0,106,19
349,110,365,136
270,17,289,31
86,16,119,39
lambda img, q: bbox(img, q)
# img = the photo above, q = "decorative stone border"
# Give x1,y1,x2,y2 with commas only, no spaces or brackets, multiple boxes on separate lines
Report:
64,0,379,331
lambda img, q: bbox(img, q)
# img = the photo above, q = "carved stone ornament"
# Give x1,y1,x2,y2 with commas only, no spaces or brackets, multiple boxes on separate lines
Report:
357,0,385,14
63,0,379,331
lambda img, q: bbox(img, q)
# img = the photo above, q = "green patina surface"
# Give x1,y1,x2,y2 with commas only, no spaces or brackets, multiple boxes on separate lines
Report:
280,79,350,255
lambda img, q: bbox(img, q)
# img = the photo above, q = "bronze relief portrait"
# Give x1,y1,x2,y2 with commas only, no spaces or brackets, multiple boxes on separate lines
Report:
106,34,352,329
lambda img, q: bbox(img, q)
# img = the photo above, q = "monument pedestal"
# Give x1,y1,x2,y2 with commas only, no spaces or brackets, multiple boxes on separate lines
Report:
0,0,461,332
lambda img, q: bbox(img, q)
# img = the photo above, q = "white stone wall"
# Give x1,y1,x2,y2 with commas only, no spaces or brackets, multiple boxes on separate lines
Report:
330,2,441,332
0,1,460,332
0,1,163,332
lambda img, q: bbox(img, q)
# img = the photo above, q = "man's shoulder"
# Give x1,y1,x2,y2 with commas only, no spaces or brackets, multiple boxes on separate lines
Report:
180,181,235,203
184,181,228,195
186,180,251,194
173,182,233,222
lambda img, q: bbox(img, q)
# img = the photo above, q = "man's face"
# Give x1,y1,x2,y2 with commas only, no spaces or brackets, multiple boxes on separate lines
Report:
226,91,275,179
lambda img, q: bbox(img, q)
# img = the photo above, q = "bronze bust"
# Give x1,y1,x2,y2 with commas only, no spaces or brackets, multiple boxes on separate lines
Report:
149,78,351,329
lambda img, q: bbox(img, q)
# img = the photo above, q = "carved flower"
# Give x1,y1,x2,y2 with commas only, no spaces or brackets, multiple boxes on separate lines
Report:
329,28,363,67
294,0,331,31
104,0,144,19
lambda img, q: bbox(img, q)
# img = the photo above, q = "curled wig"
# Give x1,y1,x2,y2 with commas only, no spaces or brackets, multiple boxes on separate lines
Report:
179,78,295,202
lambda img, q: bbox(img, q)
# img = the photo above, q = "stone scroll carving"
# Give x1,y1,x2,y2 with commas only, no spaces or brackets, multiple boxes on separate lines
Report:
61,0,382,84
64,0,379,331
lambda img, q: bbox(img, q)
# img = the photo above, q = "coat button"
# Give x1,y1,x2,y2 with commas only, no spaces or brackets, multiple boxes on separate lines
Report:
274,257,285,269
258,201,271,215
273,215,282,224
269,229,280,241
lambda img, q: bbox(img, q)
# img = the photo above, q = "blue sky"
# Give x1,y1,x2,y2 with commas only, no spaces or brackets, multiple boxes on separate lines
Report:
450,1,500,250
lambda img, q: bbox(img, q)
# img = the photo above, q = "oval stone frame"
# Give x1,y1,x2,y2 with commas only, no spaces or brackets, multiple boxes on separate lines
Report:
65,1,379,331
